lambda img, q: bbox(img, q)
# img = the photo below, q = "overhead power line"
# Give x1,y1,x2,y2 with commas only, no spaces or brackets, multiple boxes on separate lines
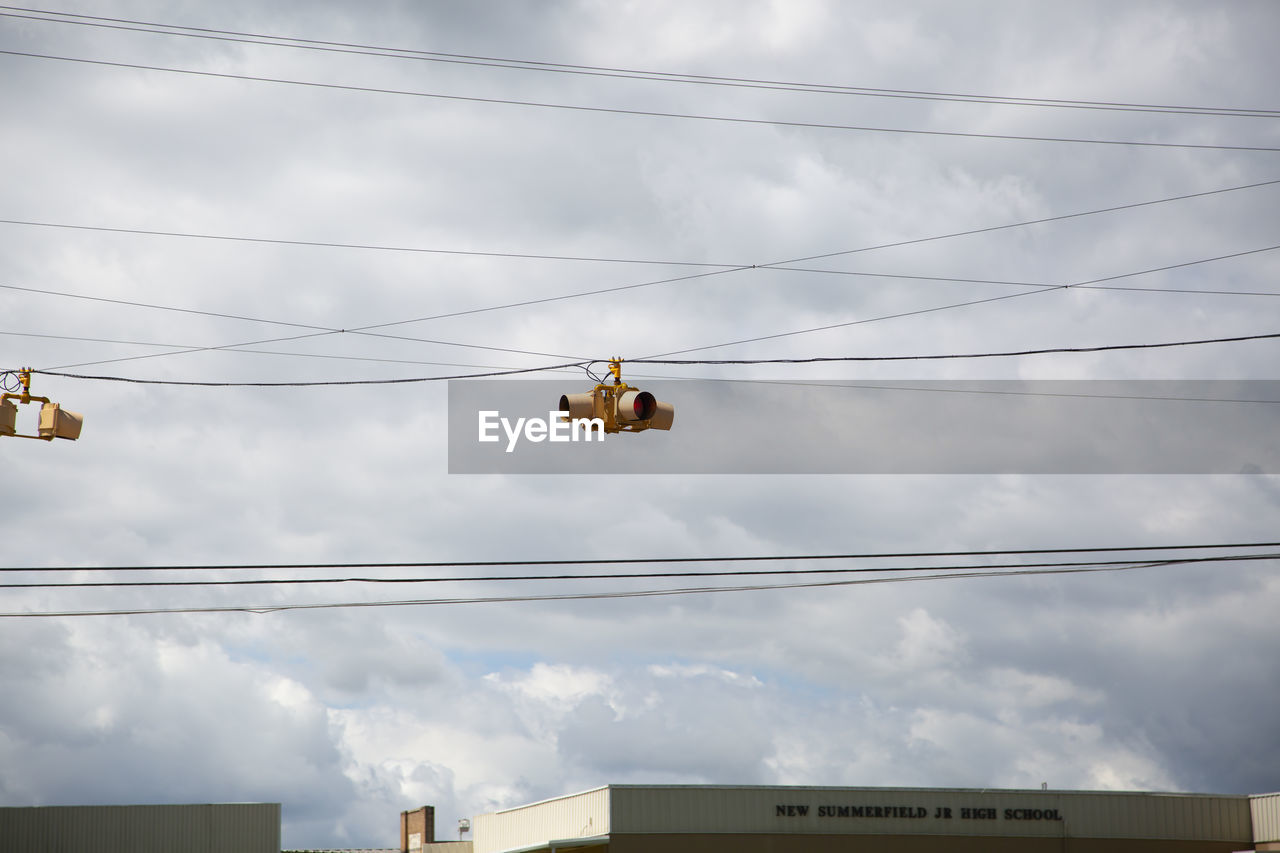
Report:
33,329,584,373
11,328,1279,387
0,330,540,373
4,245,1275,375
6,182,1274,377
5,48,1278,153
4,7,1278,119
631,331,1280,365
0,282,334,332
10,539,1276,572
0,220,733,268
2,553,1275,618
762,266,1280,299
4,177,1278,373
4,177,1276,271
8,553,1279,589
9,323,1277,381
13,360,588,387
645,245,1280,358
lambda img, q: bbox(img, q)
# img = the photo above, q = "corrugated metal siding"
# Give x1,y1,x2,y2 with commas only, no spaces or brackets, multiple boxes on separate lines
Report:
1254,792,1280,844
474,788,610,853
606,785,1253,842
0,803,280,853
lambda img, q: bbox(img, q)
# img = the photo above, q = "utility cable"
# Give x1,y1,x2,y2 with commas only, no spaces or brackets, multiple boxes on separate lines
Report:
349,179,1280,336
17,359,589,387
6,540,1276,572
0,277,597,367
0,221,735,268
18,316,590,372
33,338,584,372
760,266,1280,298
0,282,335,331
4,49,1277,153
630,331,1280,365
5,177,1276,360
2,555,1274,618
4,7,1278,119
11,327,1280,387
643,245,1280,358
0,331,541,372
6,553,1277,589
4,177,1276,270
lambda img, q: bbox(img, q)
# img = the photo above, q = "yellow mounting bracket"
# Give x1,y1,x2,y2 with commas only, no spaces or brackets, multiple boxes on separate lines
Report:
586,356,645,432
593,357,636,433
1,368,49,406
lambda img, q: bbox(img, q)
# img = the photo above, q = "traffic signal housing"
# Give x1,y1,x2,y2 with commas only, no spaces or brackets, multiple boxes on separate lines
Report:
615,389,674,431
38,402,84,440
0,398,16,436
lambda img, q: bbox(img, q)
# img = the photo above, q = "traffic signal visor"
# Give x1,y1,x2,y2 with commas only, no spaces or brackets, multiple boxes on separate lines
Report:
559,392,599,422
649,399,675,431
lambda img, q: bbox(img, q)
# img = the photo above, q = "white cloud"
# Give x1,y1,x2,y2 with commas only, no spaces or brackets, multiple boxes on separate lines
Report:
892,608,967,670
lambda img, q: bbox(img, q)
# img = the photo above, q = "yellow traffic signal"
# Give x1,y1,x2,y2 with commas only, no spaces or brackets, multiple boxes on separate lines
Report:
0,369,83,442
558,358,674,434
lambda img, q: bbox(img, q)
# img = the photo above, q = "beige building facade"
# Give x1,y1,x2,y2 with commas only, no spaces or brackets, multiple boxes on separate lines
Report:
471,785,1280,853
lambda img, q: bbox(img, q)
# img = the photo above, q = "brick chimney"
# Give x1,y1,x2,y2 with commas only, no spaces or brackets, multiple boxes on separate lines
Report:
400,805,434,852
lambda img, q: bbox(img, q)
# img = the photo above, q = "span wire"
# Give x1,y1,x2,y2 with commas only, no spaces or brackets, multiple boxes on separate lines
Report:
3,555,1275,618
7,539,1277,572
7,552,1278,589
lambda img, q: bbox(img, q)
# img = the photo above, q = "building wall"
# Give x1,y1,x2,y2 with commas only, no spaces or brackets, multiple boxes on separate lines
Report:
1253,792,1280,851
0,803,280,853
402,805,436,851
472,786,1280,853
474,787,610,853
424,843,472,853
606,785,1254,843
607,833,1252,853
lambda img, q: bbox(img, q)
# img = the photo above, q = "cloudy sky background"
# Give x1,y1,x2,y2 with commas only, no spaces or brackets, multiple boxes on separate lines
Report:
2,1,1279,848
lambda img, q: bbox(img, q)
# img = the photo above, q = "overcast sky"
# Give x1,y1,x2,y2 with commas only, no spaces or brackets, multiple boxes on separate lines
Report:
2,1,1279,849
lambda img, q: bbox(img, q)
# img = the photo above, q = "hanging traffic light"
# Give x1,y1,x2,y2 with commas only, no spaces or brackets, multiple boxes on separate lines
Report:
0,369,83,442
558,358,674,434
